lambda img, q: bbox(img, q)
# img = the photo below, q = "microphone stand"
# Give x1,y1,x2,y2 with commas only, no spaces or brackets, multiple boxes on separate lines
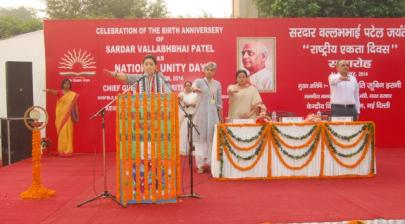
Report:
77,74,146,207
157,73,201,199
178,103,202,199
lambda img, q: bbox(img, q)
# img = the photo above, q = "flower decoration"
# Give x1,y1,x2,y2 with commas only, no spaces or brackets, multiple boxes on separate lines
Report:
256,112,271,123
305,113,321,122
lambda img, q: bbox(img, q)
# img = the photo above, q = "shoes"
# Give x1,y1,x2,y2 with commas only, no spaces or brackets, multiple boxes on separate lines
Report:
197,167,204,174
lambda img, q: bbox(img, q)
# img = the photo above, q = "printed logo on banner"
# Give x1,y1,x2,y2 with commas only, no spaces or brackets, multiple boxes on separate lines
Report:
58,49,96,76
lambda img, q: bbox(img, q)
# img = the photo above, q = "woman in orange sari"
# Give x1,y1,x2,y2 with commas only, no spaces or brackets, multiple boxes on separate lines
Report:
45,79,79,156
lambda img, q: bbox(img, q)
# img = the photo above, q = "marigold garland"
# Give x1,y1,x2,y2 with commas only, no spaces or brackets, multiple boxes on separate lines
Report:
142,93,149,200
169,93,175,198
174,95,182,196
320,125,325,176
20,129,55,199
115,95,121,203
222,125,269,151
222,133,265,160
222,137,267,171
116,93,181,204
216,122,375,179
225,125,267,143
272,125,320,149
217,124,270,174
127,93,134,201
125,94,131,202
325,123,366,141
120,94,128,202
217,124,225,160
273,124,318,140
156,93,162,200
369,123,376,175
217,123,265,160
126,94,132,201
324,132,371,169
324,123,374,170
325,132,369,158
347,220,365,224
150,93,157,202
267,132,272,178
163,94,169,200
325,127,367,149
219,139,224,178
134,93,141,203
272,127,321,160
271,130,321,170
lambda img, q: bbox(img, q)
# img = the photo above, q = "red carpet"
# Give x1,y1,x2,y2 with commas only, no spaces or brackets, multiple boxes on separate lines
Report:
1,148,405,223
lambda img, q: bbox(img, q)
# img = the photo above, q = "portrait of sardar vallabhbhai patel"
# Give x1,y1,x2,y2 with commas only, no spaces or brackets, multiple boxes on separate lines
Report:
237,38,276,92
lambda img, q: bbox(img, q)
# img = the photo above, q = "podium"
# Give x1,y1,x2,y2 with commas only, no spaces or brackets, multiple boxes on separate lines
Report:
116,93,181,206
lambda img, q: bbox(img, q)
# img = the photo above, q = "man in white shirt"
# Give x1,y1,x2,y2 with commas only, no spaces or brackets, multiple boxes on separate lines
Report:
329,60,360,121
241,42,274,91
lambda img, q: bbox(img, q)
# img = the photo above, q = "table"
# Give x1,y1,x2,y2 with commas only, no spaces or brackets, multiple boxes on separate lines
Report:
211,122,375,179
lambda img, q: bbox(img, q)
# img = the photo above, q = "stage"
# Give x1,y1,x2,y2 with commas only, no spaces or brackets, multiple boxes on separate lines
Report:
1,148,404,223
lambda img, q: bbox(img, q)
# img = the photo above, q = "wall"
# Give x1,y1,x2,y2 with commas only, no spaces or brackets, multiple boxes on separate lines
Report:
0,30,46,161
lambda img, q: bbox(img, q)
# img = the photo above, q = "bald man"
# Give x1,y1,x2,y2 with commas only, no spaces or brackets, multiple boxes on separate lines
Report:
329,60,360,121
241,42,273,91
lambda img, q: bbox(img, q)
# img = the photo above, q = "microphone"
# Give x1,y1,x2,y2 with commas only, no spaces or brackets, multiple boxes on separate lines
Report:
121,73,147,95
135,74,147,83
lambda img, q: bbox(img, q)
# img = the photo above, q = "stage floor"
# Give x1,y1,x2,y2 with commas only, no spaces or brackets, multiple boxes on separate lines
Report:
1,148,405,223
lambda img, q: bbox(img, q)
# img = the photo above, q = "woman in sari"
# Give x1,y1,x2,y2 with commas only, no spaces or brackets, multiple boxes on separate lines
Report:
178,81,198,155
45,79,79,156
227,69,265,120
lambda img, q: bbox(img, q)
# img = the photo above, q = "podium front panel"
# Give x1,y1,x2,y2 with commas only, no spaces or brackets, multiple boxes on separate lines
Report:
116,93,181,205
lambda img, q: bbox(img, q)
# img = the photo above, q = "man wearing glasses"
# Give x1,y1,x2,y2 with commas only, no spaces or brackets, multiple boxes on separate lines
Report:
329,60,360,121
241,41,274,92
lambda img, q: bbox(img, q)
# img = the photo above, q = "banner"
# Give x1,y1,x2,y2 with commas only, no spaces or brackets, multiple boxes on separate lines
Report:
44,18,405,152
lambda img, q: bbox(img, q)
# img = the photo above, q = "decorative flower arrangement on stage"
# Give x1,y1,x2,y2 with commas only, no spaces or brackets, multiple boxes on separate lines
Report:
116,93,181,205
20,129,55,199
132,162,167,196
20,106,55,199
256,112,271,123
305,113,321,122
347,220,365,224
217,124,269,177
215,122,375,179
41,137,51,155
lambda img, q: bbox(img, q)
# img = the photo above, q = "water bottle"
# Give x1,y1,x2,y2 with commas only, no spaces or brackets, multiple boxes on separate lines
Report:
271,111,277,122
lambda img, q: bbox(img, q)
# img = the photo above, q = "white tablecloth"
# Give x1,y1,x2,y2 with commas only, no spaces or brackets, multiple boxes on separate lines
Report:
211,122,375,179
